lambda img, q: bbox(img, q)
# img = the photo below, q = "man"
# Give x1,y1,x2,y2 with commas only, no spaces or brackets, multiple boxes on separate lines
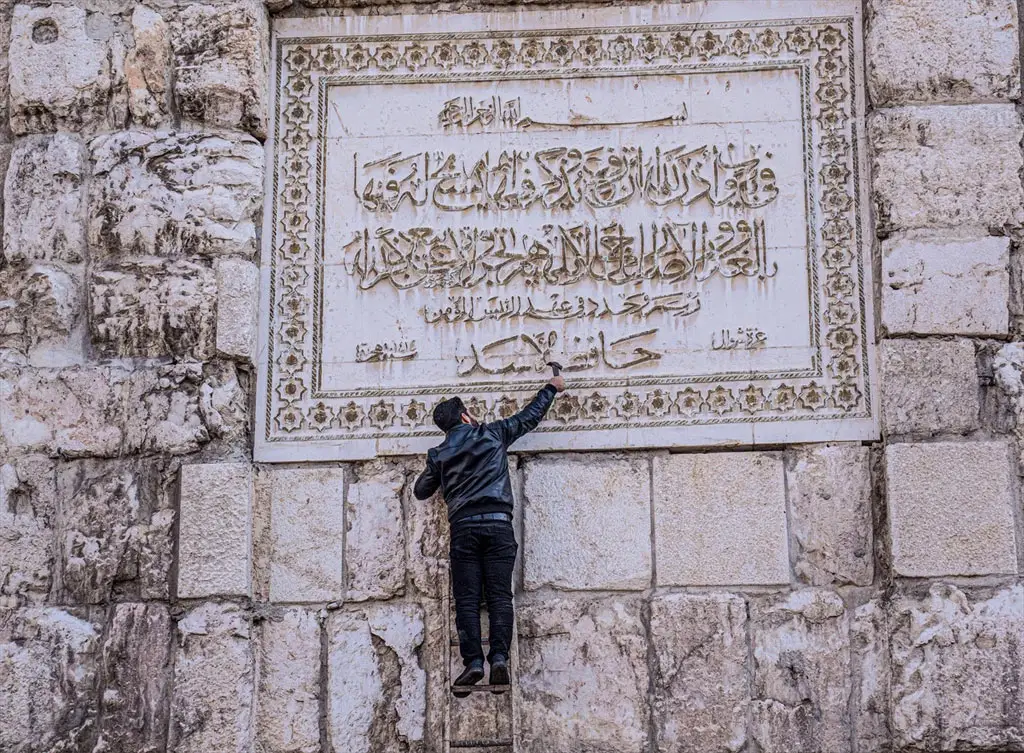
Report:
414,376,566,693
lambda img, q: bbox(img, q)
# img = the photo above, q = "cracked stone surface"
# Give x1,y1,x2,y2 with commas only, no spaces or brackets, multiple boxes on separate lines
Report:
346,462,406,601
0,456,55,607
258,607,321,753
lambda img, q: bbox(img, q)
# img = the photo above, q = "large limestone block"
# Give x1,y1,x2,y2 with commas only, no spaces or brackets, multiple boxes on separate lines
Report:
886,441,1018,577
90,259,217,359
215,257,259,361
994,341,1024,465
880,339,979,436
851,600,890,753
169,603,255,753
8,5,117,134
890,584,1023,750
178,463,252,598
867,0,1019,106
649,593,749,753
870,105,1024,234
654,452,789,586
258,608,321,753
882,232,1010,336
89,130,263,260
786,444,873,586
170,0,269,138
0,264,84,367
518,595,649,753
3,133,86,264
750,589,851,753
0,607,101,752
346,463,406,601
327,603,427,753
404,469,449,599
269,466,344,603
523,454,651,591
0,456,56,607
95,603,172,753
125,5,172,128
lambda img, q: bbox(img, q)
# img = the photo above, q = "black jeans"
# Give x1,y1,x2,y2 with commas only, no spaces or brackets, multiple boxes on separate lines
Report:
450,519,517,666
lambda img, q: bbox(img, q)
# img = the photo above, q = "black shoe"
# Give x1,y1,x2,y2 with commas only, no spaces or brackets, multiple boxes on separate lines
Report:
452,660,484,697
489,655,510,692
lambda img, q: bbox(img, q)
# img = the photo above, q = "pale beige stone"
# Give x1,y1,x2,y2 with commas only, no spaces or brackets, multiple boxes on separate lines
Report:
178,463,252,598
993,341,1024,465
269,466,344,603
890,584,1023,750
786,444,873,586
523,454,651,591
258,608,321,753
0,456,55,606
867,0,1019,106
169,602,254,753
880,339,979,436
124,364,219,456
327,603,427,753
650,593,749,753
126,5,172,127
882,232,1009,336
518,594,649,753
750,589,851,753
403,465,449,599
886,441,1018,577
0,265,85,367
654,452,789,586
215,257,259,361
851,600,890,753
870,105,1024,234
346,463,406,601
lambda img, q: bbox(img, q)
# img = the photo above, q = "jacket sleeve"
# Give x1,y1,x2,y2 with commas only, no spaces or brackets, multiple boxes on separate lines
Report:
413,453,441,500
492,384,558,447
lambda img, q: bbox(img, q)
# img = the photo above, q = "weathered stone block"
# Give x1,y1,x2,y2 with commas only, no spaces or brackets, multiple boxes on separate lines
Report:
750,589,851,753
215,257,259,361
9,5,117,133
170,0,269,138
650,593,749,753
786,444,873,586
126,5,172,128
0,456,55,606
258,608,321,753
886,441,1018,577
851,600,890,753
3,134,86,264
518,595,649,753
169,602,255,753
654,452,789,586
870,105,1024,234
994,340,1024,465
89,130,263,260
890,584,1023,750
0,264,84,367
523,454,651,591
882,232,1009,336
346,463,406,601
269,466,344,603
880,339,979,436
327,603,427,753
404,467,449,599
178,463,252,598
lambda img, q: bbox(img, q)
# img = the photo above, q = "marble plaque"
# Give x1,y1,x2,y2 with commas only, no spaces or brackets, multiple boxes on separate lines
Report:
256,0,877,461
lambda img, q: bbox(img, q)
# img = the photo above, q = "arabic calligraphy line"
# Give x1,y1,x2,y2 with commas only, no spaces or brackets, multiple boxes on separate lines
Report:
424,292,701,324
438,95,689,132
356,340,418,363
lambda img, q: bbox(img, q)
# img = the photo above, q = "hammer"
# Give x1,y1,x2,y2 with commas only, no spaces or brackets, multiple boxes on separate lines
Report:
546,361,563,377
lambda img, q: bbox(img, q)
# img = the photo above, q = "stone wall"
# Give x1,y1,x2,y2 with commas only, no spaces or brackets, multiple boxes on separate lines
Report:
0,1,1022,753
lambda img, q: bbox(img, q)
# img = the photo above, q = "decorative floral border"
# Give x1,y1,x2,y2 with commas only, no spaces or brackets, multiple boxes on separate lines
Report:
262,17,871,443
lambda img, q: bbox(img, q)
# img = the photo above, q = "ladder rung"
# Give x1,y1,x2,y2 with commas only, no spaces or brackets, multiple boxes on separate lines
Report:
450,684,510,695
450,740,513,748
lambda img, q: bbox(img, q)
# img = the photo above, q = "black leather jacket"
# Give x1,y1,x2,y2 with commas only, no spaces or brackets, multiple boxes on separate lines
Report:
414,385,557,522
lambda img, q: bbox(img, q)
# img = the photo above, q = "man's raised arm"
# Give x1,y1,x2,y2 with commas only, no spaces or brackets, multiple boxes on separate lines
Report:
414,453,441,500
493,377,565,446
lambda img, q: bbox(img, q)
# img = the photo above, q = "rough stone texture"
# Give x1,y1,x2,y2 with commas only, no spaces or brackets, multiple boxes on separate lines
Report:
851,600,890,753
258,608,321,753
8,4,117,134
94,603,172,753
89,130,264,260
0,456,55,607
215,257,259,361
126,5,172,128
881,232,1010,336
653,452,789,586
518,594,649,753
404,473,449,599
327,603,427,753
523,454,651,591
650,593,749,753
890,584,1023,751
269,466,345,603
886,441,1018,577
178,463,252,598
994,341,1024,464
3,133,86,264
169,602,254,753
879,339,980,436
346,463,406,601
0,264,84,367
870,104,1024,235
170,0,269,138
0,607,100,753
750,589,851,753
866,0,1020,106
786,444,873,587
90,259,217,360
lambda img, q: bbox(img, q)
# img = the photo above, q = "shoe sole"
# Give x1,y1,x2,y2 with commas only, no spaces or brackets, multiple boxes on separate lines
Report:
490,663,510,691
452,667,485,697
